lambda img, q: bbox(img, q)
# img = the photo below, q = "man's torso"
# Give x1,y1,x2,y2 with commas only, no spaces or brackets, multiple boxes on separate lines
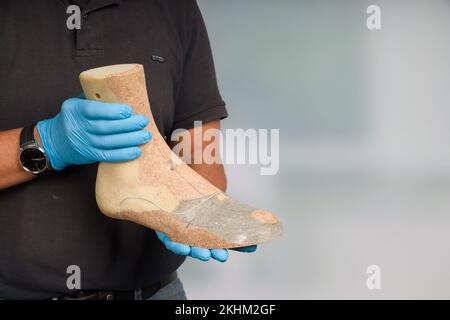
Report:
0,0,193,299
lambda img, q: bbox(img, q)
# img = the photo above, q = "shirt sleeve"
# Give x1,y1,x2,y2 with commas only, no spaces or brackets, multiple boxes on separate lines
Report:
171,0,228,131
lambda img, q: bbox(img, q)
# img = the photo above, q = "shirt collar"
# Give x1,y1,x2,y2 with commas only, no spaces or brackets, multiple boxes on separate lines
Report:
68,0,121,14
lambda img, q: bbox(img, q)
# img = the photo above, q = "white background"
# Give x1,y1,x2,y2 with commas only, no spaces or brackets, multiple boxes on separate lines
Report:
179,0,450,299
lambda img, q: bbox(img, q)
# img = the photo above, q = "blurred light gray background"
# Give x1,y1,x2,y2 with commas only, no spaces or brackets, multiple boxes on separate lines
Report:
179,0,450,299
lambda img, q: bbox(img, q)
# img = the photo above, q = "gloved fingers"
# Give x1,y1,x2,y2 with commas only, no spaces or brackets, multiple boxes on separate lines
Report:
88,130,152,149
211,249,229,263
156,231,191,256
155,230,167,242
78,99,133,120
93,146,142,162
231,245,258,253
190,247,212,261
87,114,150,135
166,241,192,256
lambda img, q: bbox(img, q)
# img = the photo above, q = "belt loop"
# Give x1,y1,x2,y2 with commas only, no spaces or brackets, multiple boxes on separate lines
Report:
134,288,143,300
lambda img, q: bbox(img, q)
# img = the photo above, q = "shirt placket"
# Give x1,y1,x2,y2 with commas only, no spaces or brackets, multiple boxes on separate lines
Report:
72,0,120,57
75,10,104,57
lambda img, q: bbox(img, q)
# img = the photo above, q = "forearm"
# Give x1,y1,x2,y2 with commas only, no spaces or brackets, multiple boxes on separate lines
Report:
190,162,227,192
169,119,227,192
0,128,36,189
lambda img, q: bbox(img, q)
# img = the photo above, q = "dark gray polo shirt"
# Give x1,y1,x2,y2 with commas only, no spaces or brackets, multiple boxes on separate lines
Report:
0,0,227,299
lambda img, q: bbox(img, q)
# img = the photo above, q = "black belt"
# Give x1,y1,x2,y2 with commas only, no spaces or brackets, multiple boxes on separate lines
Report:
54,272,177,300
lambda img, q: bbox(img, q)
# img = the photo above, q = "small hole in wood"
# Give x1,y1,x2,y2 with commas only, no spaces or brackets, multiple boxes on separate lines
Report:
95,93,101,99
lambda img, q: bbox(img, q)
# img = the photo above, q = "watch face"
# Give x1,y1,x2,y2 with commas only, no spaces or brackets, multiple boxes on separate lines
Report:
20,147,48,174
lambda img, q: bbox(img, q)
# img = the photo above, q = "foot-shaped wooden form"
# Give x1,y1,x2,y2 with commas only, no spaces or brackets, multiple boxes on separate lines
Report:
79,64,283,249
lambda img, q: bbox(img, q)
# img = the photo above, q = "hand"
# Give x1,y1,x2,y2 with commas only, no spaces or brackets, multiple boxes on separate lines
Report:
37,96,152,170
156,231,257,263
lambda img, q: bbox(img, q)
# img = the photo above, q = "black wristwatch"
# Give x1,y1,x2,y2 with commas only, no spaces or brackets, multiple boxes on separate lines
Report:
19,124,51,175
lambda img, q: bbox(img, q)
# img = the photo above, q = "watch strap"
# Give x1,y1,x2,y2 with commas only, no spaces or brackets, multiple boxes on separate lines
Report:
20,123,37,148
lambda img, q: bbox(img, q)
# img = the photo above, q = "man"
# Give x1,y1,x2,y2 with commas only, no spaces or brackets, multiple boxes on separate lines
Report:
0,0,255,300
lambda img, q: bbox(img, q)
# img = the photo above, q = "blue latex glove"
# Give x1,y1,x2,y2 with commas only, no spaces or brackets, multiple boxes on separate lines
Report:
37,96,151,170
156,231,257,263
